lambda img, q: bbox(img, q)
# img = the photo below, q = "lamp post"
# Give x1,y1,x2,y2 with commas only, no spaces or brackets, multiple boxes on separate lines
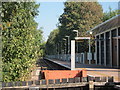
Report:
63,38,67,61
88,31,93,64
73,30,79,53
55,44,57,59
73,30,78,37
59,41,62,60
89,31,93,53
65,36,70,54
57,43,59,59
65,36,70,61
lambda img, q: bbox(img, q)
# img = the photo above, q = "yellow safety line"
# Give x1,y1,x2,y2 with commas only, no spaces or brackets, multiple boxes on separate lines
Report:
75,68,86,70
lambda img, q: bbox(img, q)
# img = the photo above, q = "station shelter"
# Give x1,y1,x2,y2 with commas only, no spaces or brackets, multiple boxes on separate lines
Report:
89,15,120,68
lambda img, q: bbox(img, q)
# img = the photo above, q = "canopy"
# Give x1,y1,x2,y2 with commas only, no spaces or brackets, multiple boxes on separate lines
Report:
88,14,120,35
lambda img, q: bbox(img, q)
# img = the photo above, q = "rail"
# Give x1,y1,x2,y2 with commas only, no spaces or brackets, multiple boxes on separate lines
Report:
43,59,54,70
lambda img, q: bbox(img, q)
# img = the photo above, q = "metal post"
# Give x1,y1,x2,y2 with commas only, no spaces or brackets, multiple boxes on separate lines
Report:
95,36,97,65
56,44,57,59
89,39,91,53
88,38,91,64
89,81,94,90
63,39,66,61
65,36,70,61
65,40,66,61
73,30,79,53
99,35,101,65
62,41,64,60
71,40,75,70
68,37,70,54
68,36,70,61
104,33,106,66
117,28,119,68
110,31,112,67
76,31,79,53
65,36,70,54
58,43,59,60
60,41,62,60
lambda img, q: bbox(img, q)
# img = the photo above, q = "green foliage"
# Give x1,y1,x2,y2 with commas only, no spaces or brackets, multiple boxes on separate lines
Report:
2,2,44,82
46,2,104,54
45,29,59,55
103,7,120,22
59,2,103,37
59,2,103,53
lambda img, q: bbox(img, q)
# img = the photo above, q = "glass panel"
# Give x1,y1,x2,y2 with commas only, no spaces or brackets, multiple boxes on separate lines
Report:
106,32,110,65
118,27,120,36
112,29,117,37
119,39,120,67
96,36,99,64
106,32,110,39
101,34,104,65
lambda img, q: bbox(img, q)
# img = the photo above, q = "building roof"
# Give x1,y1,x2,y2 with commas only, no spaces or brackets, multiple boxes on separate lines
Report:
88,14,120,35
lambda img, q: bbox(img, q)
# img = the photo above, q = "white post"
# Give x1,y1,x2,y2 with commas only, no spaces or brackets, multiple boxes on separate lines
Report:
117,28,119,68
95,36,97,65
60,41,62,60
68,36,70,54
104,33,106,66
88,38,91,64
56,44,57,59
68,37,70,61
99,35,101,65
65,41,66,61
58,43,59,60
76,31,78,53
63,39,66,61
110,31,112,67
89,38,91,53
73,30,78,53
71,40,75,70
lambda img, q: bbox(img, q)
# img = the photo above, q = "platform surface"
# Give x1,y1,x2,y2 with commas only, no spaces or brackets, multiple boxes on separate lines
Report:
46,58,120,82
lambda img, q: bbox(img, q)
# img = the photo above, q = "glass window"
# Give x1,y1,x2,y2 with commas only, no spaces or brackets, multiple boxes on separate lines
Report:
112,29,117,37
118,27,120,36
101,34,104,65
106,32,110,39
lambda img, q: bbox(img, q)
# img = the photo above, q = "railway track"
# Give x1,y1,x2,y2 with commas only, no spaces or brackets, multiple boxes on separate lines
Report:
42,59,54,70
37,59,69,70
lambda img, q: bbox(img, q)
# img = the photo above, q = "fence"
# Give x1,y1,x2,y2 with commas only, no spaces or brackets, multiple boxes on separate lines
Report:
46,52,96,64
1,76,114,89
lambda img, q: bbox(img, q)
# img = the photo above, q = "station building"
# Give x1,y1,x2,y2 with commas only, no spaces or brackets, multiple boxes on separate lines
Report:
90,15,120,68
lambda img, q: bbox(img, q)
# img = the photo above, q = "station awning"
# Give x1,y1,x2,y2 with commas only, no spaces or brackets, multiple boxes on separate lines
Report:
88,14,120,35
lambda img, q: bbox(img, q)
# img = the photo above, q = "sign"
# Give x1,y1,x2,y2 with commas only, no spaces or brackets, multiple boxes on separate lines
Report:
87,53,92,60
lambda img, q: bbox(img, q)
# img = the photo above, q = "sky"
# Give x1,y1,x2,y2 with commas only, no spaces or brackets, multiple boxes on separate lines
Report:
34,1,119,41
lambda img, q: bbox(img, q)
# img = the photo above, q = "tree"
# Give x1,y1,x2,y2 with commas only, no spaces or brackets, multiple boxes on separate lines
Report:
45,29,59,55
58,2,103,53
2,2,43,82
103,7,120,22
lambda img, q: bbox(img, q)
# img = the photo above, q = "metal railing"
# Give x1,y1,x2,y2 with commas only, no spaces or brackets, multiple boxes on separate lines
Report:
46,52,96,64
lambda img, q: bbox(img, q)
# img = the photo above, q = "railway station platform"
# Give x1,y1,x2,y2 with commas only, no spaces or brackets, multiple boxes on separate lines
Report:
45,58,120,82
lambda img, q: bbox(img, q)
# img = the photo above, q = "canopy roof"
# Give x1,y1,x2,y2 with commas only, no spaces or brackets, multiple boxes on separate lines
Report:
88,14,120,35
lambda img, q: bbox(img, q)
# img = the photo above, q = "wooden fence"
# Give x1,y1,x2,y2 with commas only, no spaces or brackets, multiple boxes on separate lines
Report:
1,76,114,89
